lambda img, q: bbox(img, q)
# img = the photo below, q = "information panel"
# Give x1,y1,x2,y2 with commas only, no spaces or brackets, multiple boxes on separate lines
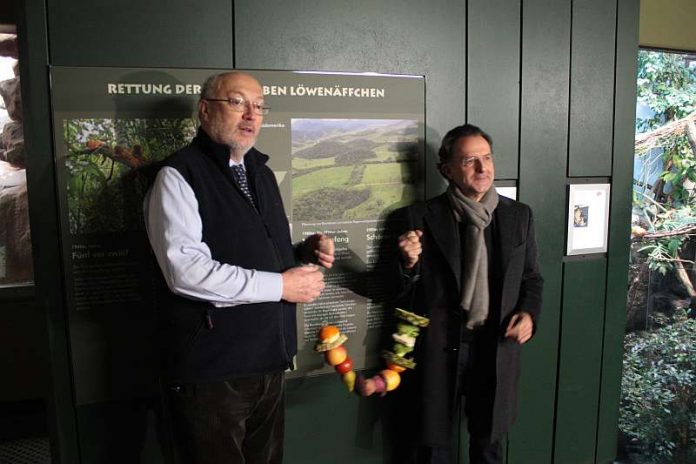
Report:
51,67,425,401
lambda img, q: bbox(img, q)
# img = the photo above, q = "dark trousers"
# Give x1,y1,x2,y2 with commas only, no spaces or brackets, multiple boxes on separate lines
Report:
423,329,503,464
164,372,285,464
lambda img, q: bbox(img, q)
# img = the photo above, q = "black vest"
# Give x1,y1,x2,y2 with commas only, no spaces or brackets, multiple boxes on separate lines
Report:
156,129,297,384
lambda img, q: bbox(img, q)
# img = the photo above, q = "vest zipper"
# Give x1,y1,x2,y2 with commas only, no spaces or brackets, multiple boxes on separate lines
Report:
254,173,293,368
261,222,293,366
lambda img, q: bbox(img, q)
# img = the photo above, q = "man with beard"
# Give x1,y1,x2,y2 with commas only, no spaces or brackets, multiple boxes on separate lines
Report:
145,72,334,464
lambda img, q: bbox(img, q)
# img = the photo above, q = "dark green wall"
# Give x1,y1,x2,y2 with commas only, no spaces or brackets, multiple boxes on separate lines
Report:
513,0,570,460
0,290,47,403
597,1,640,462
15,0,639,462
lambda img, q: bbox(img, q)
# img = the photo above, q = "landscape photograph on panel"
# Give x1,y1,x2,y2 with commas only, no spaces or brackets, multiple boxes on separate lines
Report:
291,118,420,222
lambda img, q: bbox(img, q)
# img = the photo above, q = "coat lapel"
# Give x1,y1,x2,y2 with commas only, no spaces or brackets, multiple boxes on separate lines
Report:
495,198,516,278
424,195,461,289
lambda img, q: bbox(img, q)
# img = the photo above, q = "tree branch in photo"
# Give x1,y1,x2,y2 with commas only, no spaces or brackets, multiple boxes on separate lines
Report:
67,140,148,169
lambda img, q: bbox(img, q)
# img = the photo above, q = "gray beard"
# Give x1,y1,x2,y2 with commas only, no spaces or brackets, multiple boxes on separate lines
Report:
228,142,253,161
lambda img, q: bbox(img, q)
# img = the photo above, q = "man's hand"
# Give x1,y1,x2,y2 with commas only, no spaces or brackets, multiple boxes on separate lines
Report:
302,233,335,269
281,265,325,303
398,230,423,269
504,312,534,344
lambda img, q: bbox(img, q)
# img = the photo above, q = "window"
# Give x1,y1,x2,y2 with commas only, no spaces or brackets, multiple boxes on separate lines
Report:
0,32,32,286
618,48,696,464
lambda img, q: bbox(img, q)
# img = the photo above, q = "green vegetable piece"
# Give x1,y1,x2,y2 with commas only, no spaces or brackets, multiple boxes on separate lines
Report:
396,322,420,337
393,342,413,357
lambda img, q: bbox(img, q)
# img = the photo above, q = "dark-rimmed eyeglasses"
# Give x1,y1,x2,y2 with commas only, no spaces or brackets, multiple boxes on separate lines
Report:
203,96,270,115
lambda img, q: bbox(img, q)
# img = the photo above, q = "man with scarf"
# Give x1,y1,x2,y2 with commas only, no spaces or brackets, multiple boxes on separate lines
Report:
395,123,543,464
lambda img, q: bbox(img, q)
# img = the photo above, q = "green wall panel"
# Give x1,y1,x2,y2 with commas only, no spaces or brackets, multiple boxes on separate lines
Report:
568,0,617,177
18,0,80,461
0,298,48,402
46,0,234,68
554,259,608,464
595,0,640,462
285,377,384,463
234,0,466,197
510,0,571,463
467,0,521,180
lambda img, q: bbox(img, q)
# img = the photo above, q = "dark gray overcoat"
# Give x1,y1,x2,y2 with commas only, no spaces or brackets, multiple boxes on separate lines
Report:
395,193,543,446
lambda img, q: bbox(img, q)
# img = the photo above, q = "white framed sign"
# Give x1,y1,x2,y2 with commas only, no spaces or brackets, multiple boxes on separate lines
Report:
495,185,517,200
566,183,611,255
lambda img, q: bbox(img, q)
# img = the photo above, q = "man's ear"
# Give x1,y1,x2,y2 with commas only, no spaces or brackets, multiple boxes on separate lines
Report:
198,100,209,123
439,163,452,180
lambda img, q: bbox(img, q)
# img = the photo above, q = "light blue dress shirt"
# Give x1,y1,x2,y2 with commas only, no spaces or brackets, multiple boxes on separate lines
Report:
144,165,284,307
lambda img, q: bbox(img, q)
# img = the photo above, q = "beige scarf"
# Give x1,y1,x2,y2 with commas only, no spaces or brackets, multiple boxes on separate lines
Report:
446,184,499,329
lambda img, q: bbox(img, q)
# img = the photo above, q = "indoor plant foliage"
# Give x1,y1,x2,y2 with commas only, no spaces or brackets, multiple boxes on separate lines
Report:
620,309,696,464
631,50,696,309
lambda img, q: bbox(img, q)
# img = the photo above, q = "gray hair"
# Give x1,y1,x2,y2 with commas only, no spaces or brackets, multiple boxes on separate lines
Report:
200,73,225,100
199,71,253,100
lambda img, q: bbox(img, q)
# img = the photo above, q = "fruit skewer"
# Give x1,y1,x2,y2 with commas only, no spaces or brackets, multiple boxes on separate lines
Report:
314,325,356,392
356,307,429,397
314,307,429,397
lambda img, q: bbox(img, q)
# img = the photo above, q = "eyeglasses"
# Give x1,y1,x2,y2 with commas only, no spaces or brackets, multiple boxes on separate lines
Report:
457,153,493,168
203,96,271,115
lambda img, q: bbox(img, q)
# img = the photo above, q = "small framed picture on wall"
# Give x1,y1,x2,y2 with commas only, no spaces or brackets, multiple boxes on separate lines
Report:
495,185,517,200
566,183,611,255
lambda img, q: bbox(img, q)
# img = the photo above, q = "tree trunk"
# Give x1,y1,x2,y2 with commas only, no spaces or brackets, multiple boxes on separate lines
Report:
675,260,696,310
685,120,696,155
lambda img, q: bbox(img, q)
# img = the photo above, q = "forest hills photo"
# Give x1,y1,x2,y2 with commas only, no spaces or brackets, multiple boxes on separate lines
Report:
291,118,420,222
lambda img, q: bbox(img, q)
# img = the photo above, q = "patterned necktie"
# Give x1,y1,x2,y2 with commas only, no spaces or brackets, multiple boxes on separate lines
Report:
231,164,257,209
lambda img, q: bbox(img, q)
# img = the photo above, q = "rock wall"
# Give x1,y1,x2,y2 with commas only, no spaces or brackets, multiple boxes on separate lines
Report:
0,35,32,284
